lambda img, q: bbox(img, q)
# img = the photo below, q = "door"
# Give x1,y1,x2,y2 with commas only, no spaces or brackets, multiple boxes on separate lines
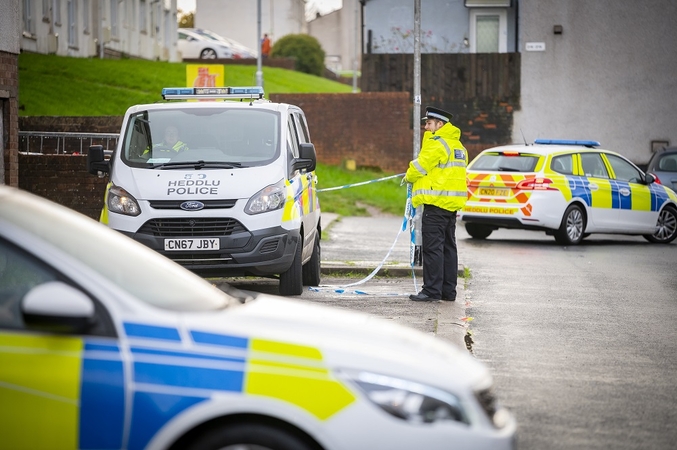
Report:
605,153,657,233
0,238,125,449
578,152,619,230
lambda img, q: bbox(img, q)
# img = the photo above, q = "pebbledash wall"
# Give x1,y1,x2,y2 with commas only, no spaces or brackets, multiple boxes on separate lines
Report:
18,92,505,219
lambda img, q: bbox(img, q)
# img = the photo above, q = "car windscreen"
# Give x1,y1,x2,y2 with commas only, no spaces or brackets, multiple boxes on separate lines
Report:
469,153,540,172
0,188,234,312
121,108,280,169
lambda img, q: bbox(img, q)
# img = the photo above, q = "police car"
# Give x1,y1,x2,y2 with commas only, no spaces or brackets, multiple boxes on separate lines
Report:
88,87,321,296
0,185,517,450
459,139,677,245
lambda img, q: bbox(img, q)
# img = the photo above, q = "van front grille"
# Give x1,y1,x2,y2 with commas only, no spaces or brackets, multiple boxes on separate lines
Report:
138,218,246,237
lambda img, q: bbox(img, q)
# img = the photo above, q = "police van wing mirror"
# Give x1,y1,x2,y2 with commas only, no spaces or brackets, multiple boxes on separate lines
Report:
294,143,317,172
87,145,110,175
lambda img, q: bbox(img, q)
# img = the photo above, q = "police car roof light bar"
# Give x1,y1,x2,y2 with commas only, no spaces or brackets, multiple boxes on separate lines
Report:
161,86,265,100
534,139,601,148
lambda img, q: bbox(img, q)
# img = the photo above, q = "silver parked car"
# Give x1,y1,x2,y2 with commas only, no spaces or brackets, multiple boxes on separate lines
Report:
646,146,677,193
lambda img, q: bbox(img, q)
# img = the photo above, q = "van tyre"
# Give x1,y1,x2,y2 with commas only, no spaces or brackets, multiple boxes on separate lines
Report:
302,233,321,286
554,204,585,245
279,239,303,296
185,423,315,450
643,206,677,243
465,223,493,239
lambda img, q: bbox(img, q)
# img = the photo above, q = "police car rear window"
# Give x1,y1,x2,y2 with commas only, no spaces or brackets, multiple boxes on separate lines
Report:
470,153,539,172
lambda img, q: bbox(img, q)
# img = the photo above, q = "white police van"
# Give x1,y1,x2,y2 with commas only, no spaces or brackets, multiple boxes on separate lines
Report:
88,87,321,295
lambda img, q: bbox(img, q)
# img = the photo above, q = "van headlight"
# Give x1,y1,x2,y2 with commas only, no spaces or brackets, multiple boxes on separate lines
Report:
107,185,141,216
342,370,469,425
245,180,287,215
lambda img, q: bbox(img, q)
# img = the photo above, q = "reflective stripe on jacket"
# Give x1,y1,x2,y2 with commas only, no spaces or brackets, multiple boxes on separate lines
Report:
405,123,468,211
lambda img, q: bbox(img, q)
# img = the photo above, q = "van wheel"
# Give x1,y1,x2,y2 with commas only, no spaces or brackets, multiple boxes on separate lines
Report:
185,423,315,450
465,223,493,239
554,204,585,245
643,206,677,243
302,233,321,286
279,239,303,296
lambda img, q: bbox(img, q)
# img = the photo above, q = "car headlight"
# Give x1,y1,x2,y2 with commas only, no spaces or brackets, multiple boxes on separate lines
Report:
245,180,287,215
107,185,141,216
342,370,469,425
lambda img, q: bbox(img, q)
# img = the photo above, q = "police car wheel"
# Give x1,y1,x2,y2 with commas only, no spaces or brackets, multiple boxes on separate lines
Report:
302,233,321,286
185,423,316,450
554,204,585,245
279,239,303,296
643,206,677,244
465,223,493,240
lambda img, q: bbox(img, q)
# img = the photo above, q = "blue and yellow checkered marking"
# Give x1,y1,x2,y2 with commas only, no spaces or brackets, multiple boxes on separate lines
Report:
0,324,355,450
565,176,672,212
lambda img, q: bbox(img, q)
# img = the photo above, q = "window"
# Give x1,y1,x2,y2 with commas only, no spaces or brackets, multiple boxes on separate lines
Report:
580,153,609,179
67,0,78,47
54,0,62,25
42,0,48,21
139,0,147,33
22,0,35,35
551,154,574,175
605,154,643,184
82,0,90,33
287,117,300,159
0,239,59,329
110,0,119,38
469,9,507,53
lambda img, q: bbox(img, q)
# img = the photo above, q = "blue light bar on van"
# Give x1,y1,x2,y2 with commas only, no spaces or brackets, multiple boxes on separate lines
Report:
534,139,601,148
161,86,265,100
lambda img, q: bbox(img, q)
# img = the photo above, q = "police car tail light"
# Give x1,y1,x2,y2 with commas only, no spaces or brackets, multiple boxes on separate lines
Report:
516,177,556,191
245,179,286,215
107,185,141,216
342,371,470,425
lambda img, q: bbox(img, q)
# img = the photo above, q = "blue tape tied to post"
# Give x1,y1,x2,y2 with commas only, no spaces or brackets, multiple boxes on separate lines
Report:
310,174,419,295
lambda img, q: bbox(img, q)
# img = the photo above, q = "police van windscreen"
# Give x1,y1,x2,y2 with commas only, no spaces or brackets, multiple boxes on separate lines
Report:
121,108,280,168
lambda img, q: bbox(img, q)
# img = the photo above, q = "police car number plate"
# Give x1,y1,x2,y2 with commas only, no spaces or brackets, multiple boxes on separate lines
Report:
479,187,510,196
164,238,220,251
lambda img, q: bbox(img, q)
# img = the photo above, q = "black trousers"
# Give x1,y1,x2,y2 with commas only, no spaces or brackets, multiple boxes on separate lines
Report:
421,204,458,300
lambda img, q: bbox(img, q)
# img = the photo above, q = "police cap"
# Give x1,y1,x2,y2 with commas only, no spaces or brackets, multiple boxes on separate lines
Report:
421,106,453,123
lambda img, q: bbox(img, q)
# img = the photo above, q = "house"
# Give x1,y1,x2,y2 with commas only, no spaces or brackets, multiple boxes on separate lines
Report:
307,0,363,73
194,0,307,56
359,0,677,166
17,0,180,61
1,0,21,186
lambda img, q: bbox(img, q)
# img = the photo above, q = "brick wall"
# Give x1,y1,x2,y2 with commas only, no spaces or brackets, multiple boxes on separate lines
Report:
272,92,413,173
18,154,107,220
1,51,19,186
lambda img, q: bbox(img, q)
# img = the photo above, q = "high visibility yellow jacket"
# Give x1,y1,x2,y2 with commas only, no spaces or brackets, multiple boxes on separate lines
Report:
405,122,468,211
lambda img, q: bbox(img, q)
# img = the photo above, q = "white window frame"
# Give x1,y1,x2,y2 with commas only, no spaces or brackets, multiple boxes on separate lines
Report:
82,0,90,33
139,0,147,33
110,0,119,38
469,8,507,53
23,0,35,34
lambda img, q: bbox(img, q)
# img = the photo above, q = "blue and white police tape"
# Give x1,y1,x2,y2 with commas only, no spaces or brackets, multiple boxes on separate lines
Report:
308,185,420,295
316,173,405,193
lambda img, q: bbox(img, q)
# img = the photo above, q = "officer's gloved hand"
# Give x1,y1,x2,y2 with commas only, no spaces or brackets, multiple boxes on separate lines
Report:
400,176,408,186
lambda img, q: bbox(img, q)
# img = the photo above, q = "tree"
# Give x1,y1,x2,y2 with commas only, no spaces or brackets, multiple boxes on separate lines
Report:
271,34,325,77
178,11,194,28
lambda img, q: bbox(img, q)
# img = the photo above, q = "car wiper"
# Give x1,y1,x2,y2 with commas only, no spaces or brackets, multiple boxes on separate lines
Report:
150,161,244,170
496,166,521,172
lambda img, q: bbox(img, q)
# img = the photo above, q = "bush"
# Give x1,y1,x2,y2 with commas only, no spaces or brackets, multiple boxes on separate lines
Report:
271,34,325,77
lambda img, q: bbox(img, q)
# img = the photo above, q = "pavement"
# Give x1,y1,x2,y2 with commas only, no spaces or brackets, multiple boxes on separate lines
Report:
319,212,470,351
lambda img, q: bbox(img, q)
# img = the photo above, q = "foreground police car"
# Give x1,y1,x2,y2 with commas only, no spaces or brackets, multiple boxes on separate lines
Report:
88,87,321,296
0,186,516,450
459,139,677,245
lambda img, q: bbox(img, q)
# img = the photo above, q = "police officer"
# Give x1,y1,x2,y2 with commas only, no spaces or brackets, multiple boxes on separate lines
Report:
143,125,189,157
405,106,468,302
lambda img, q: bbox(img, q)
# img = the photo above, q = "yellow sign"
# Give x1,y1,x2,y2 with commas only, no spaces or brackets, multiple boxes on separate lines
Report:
186,64,224,88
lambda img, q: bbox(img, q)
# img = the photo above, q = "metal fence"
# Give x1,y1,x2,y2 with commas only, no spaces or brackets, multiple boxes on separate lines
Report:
19,131,120,155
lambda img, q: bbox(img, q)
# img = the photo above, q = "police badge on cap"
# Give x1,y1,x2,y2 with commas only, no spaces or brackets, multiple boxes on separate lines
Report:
421,106,453,123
